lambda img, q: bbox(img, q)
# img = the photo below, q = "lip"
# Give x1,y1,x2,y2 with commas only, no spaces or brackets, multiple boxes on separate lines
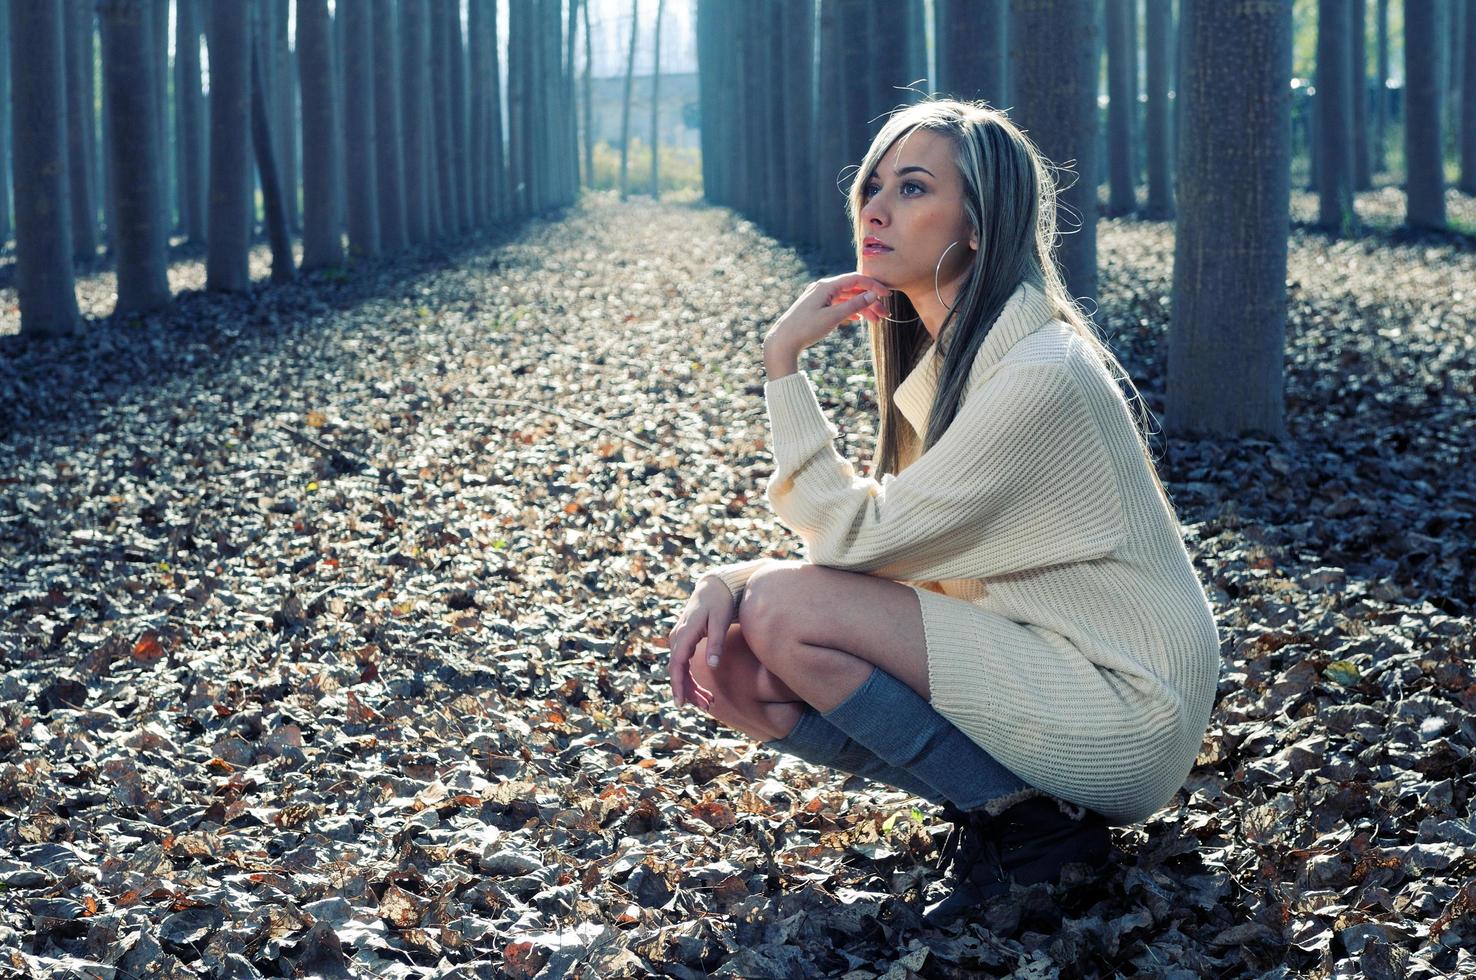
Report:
862,237,892,255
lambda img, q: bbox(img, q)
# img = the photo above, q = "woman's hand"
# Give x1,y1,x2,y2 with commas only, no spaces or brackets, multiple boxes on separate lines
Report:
666,576,735,709
763,273,892,357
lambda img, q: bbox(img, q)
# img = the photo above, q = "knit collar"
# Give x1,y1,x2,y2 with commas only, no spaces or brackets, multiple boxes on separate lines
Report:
892,280,1057,436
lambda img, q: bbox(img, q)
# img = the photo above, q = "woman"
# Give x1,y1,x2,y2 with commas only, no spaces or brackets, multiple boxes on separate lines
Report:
665,100,1221,925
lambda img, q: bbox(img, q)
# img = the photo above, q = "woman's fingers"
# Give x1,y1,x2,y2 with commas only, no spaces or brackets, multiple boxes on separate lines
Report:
667,622,699,708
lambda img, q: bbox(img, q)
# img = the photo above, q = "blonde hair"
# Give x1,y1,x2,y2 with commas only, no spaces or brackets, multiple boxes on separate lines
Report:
848,98,1175,517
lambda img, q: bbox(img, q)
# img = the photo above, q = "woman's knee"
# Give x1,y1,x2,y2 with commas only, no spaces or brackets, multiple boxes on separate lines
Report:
737,560,807,640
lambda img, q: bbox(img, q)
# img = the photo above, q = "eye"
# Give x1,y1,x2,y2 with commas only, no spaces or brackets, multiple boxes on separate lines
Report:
862,179,926,200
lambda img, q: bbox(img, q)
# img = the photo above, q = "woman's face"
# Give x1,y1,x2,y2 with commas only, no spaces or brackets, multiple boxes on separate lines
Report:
857,129,976,296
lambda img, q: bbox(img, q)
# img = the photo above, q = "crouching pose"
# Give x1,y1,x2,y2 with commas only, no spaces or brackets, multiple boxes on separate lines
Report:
666,99,1221,925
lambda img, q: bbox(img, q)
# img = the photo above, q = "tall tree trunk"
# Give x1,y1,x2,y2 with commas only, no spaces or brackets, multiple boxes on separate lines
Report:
507,0,530,216
8,0,81,335
1011,0,1100,308
1374,0,1388,172
935,0,1007,105
1405,0,1446,229
582,0,593,192
650,0,664,198
1461,0,1476,194
1316,0,1356,232
566,0,581,201
251,11,292,283
152,0,170,237
176,0,207,243
469,0,487,224
1106,0,1138,216
206,0,251,291
814,0,853,265
430,0,457,231
297,0,342,269
273,0,297,234
374,0,406,251
541,0,563,207
1352,0,1371,189
779,0,814,245
488,0,507,219
342,0,380,255
65,0,98,264
100,0,171,313
1145,0,1174,218
448,0,470,228
0,0,11,248
400,0,431,241
618,0,638,200
1169,0,1292,438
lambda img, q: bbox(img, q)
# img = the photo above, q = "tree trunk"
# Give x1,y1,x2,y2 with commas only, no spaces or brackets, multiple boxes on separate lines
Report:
175,0,206,243
273,0,297,234
374,0,406,251
469,0,487,224
0,0,11,248
100,0,171,313
582,0,593,192
1352,0,1371,189
1106,0,1138,216
400,0,430,241
650,0,664,198
342,0,380,256
8,0,81,335
1145,0,1174,218
566,0,581,201
488,0,507,219
448,0,470,228
780,0,814,245
1374,0,1387,172
206,0,251,291
1405,0,1446,229
1169,0,1292,438
541,0,564,208
297,0,342,269
1316,0,1356,232
250,13,292,283
935,0,1007,105
430,0,457,231
152,0,170,237
1011,0,1100,308
618,0,638,200
1461,0,1476,194
814,0,854,265
65,0,97,264
506,0,529,216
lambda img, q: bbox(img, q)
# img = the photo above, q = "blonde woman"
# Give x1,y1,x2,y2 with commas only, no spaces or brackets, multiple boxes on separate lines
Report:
666,100,1221,925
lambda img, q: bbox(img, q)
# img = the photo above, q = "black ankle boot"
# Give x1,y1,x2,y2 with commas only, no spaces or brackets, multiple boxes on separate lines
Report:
922,795,1113,926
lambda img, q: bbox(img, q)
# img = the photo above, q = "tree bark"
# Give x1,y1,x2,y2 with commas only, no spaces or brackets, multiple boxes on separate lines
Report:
649,0,664,198
566,0,581,201
1461,0,1476,194
1010,0,1100,308
429,0,456,231
780,0,814,245
8,0,81,335
1144,0,1174,218
488,0,507,219
250,11,293,283
1316,0,1356,232
273,0,297,234
1352,0,1371,189
1374,0,1388,172
65,0,98,264
206,0,252,291
814,0,854,265
1107,0,1138,216
342,0,380,255
618,0,638,200
1404,0,1446,229
175,0,207,243
1169,0,1292,438
100,0,171,313
469,0,487,224
297,0,343,269
374,0,406,251
507,0,530,216
935,0,1007,106
400,0,431,241
0,0,11,248
448,0,471,228
582,0,594,193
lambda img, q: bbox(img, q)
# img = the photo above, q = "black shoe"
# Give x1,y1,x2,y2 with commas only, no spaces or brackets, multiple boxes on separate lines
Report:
922,795,1113,926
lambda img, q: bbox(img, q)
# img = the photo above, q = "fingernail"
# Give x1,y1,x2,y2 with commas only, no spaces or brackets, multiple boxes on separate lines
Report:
707,654,719,666
863,291,876,302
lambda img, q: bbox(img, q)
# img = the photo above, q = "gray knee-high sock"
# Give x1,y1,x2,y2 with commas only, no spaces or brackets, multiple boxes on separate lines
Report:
765,706,946,805
820,666,1031,811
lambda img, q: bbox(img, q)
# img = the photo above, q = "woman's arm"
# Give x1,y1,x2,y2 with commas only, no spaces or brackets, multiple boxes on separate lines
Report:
762,354,1127,582
694,556,774,615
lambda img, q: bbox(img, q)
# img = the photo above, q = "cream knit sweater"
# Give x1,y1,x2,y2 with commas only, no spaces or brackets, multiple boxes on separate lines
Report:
700,281,1222,825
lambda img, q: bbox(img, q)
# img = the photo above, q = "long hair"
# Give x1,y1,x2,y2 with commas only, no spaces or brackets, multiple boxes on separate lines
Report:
848,98,1175,516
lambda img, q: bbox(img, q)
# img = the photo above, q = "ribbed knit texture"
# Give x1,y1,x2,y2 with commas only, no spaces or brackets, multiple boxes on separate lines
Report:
701,281,1222,825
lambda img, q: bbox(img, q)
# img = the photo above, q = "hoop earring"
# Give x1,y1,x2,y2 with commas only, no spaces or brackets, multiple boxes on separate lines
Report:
935,241,960,312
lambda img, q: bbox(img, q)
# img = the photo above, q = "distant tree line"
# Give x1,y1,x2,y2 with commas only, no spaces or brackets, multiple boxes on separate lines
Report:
696,0,1476,441
5,0,582,339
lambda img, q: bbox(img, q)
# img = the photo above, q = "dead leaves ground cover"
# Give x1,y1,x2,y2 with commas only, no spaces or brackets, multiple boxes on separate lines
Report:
0,189,1473,978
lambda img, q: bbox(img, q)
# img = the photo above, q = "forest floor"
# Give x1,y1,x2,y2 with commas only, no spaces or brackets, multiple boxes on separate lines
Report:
0,187,1474,978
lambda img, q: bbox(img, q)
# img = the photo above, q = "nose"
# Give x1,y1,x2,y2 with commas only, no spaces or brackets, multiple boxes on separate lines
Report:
861,195,887,227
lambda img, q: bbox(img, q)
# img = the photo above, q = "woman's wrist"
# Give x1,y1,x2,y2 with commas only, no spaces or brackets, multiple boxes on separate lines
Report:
763,340,801,380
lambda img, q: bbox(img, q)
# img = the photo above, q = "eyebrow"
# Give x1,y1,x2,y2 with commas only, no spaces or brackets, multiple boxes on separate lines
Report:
870,166,935,180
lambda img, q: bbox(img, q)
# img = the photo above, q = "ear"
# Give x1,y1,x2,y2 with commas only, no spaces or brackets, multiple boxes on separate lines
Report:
969,236,978,250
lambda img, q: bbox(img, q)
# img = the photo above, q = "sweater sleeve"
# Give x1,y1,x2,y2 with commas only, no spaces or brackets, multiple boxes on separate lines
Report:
694,556,773,615
761,361,1127,582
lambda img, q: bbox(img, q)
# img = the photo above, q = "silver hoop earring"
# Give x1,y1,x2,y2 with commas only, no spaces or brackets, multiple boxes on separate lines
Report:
935,241,960,312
